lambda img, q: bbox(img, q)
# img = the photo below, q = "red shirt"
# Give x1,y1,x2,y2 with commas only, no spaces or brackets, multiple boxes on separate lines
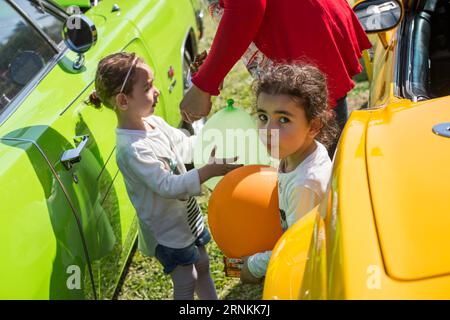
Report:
192,0,372,108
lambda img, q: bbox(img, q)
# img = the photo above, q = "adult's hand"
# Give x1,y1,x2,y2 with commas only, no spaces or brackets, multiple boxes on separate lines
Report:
180,84,212,123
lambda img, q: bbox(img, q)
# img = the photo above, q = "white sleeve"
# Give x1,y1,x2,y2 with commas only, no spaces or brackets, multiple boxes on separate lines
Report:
246,186,320,279
285,185,320,228
173,130,197,164
247,251,272,279
153,116,197,164
126,144,202,199
286,185,320,227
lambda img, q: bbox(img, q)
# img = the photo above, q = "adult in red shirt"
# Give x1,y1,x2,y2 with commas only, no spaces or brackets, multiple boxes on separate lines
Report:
180,0,371,149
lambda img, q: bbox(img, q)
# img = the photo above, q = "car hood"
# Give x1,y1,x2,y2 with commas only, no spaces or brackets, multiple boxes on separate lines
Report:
366,96,450,281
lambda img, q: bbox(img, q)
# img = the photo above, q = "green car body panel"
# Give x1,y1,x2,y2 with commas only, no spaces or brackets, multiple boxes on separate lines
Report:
0,0,203,299
53,0,91,7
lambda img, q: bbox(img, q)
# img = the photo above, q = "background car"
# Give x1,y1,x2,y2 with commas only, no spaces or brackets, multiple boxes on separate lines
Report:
264,0,450,299
0,0,204,299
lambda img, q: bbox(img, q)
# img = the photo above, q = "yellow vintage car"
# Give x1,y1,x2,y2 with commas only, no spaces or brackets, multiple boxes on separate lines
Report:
263,0,450,299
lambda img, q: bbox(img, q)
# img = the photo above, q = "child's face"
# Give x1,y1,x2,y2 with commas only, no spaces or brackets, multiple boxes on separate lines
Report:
256,92,318,159
117,62,160,118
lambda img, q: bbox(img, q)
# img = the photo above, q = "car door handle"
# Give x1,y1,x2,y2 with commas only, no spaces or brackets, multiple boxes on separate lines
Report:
61,135,89,170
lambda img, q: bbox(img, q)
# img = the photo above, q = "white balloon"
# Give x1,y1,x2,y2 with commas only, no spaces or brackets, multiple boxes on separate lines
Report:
194,99,271,190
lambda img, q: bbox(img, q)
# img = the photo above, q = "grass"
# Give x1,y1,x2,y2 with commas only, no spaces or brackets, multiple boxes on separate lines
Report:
118,190,264,300
118,14,369,300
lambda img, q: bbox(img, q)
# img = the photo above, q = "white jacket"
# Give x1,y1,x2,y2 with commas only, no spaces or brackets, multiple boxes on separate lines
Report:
116,116,203,256
247,141,332,278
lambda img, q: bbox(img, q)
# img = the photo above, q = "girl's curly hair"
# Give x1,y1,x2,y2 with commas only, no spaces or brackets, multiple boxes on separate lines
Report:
253,63,339,149
88,52,144,109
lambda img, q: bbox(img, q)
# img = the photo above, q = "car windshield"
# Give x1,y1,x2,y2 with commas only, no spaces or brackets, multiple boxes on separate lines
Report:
0,0,59,115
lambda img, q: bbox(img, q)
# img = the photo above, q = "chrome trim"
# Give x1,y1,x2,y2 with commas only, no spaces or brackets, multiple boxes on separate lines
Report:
62,14,97,70
179,28,206,133
61,134,89,170
181,27,193,63
35,0,69,19
405,15,417,101
111,3,120,12
63,14,97,54
0,136,98,299
402,8,432,102
395,11,417,101
432,123,450,138
180,27,196,90
195,8,205,39
8,0,59,52
393,15,405,98
73,53,86,70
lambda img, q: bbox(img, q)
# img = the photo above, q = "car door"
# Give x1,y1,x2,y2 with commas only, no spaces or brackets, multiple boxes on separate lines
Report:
0,0,141,299
33,7,175,297
0,0,196,299
0,0,97,299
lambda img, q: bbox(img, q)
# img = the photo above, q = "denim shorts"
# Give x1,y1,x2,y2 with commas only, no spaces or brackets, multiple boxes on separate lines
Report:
155,228,211,274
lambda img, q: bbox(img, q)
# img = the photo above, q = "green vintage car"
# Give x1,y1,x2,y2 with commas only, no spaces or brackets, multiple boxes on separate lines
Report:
0,0,204,299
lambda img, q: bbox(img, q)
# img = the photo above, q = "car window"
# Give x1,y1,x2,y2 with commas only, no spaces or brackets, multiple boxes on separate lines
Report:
14,0,64,46
0,0,57,114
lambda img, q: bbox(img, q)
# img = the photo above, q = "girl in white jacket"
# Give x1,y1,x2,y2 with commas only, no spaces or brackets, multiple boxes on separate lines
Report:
89,52,242,299
241,63,338,283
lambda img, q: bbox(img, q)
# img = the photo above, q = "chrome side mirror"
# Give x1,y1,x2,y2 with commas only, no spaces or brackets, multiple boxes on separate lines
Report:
63,14,97,70
353,0,403,34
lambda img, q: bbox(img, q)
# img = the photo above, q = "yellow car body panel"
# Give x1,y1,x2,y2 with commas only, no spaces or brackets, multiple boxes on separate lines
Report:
263,209,318,300
367,97,450,281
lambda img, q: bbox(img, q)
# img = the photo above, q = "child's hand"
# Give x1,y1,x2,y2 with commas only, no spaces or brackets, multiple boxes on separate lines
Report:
198,146,243,184
240,256,264,284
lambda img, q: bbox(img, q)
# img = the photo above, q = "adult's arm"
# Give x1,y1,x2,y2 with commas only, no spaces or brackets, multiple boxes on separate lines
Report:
191,0,266,95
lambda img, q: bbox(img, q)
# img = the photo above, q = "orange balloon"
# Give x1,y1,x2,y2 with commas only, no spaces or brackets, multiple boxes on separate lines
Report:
208,165,283,258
